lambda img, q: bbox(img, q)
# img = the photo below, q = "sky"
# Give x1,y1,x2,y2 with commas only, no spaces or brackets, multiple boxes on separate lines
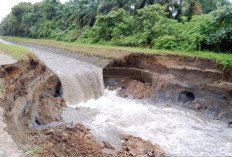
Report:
0,0,69,22
0,0,232,23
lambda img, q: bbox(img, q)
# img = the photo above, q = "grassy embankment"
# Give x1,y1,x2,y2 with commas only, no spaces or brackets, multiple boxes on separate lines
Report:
0,41,30,60
0,42,31,98
1,36,232,68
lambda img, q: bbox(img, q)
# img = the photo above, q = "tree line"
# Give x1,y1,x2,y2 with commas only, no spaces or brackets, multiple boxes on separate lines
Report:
0,0,231,52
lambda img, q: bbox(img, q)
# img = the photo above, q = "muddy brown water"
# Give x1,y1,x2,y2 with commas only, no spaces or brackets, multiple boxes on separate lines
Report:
0,39,232,156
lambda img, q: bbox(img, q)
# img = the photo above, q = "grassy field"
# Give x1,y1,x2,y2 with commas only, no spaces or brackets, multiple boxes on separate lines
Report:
0,41,30,60
1,36,232,68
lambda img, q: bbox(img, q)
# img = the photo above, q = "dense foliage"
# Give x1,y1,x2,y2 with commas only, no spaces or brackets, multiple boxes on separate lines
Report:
0,0,231,52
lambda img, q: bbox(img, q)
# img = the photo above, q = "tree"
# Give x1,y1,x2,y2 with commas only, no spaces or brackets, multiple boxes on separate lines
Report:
199,0,230,13
98,0,136,14
0,14,17,36
206,4,232,52
181,0,203,20
135,0,203,20
11,2,33,36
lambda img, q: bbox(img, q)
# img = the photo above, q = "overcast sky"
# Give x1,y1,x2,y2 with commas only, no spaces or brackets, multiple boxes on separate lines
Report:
0,0,69,22
0,0,232,23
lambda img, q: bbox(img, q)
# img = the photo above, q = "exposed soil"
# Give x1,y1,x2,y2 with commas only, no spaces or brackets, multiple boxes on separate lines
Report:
0,54,166,157
0,54,63,144
104,53,232,122
38,94,66,124
38,127,165,157
120,135,165,157
0,51,24,156
25,123,165,157
106,79,151,99
2,49,231,156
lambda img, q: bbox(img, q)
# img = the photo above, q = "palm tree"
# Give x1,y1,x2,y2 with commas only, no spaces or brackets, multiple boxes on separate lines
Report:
135,0,174,10
180,0,203,20
135,0,202,20
98,0,136,14
61,0,100,27
62,0,136,27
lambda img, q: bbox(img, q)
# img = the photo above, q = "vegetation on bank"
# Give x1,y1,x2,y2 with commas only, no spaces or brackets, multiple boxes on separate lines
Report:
0,42,30,60
2,36,232,68
24,145,42,157
0,0,231,53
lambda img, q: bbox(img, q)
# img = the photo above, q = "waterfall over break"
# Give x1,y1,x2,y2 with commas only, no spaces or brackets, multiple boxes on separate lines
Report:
1,39,232,157
0,39,104,104
30,48,104,104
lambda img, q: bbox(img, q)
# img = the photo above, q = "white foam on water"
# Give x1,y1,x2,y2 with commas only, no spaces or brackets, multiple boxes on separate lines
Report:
66,89,232,157
0,39,104,104
1,38,232,156
27,47,104,104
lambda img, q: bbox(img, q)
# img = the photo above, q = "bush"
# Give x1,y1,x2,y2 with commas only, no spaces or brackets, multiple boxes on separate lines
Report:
34,20,56,38
206,5,232,52
81,9,135,44
1,1,231,53
180,14,215,51
153,35,179,50
134,5,169,46
82,5,172,47
111,32,148,47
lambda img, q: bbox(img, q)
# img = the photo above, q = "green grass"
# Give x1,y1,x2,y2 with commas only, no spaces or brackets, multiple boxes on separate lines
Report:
1,36,232,68
24,145,42,157
0,41,30,60
0,87,4,98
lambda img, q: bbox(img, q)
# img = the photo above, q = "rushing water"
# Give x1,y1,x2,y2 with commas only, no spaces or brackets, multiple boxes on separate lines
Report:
0,39,104,104
63,89,232,156
30,48,104,104
1,39,232,156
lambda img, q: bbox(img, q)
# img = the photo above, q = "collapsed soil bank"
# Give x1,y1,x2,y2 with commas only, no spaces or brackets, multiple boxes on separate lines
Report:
0,54,165,157
0,54,64,144
104,53,232,122
1,42,231,156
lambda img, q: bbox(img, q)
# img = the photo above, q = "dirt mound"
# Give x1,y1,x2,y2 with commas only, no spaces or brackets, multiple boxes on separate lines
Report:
38,94,66,124
27,124,111,157
119,135,165,157
107,79,151,99
26,124,165,157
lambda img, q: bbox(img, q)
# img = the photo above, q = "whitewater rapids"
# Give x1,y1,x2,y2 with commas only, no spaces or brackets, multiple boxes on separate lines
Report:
63,89,232,157
1,39,231,157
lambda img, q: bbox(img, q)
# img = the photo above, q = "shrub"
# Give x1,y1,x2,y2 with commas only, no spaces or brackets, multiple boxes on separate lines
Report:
153,35,179,50
206,5,232,52
82,8,135,43
180,14,215,51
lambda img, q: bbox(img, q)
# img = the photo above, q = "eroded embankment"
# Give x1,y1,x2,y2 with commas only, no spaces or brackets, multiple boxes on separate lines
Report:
0,51,23,156
104,53,232,122
0,54,65,143
0,54,165,157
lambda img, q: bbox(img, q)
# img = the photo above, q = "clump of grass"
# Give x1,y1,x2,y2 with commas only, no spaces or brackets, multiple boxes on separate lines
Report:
24,145,42,157
0,79,4,98
0,88,4,95
1,36,232,68
0,41,30,60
